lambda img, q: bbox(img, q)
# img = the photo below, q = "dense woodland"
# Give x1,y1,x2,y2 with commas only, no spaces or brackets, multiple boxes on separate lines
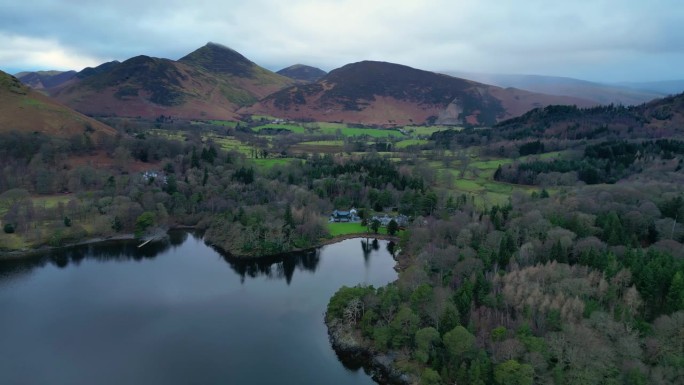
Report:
328,179,684,385
0,129,434,255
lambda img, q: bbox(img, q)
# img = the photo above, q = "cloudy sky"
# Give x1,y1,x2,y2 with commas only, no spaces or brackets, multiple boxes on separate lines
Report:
1,0,683,82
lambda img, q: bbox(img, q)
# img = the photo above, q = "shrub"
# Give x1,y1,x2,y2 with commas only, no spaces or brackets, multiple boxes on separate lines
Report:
3,223,15,234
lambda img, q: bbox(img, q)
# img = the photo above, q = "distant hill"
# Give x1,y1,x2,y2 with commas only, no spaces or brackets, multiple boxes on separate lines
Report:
277,64,327,83
0,70,116,139
245,61,595,126
15,70,77,90
491,92,684,140
612,80,684,96
443,71,665,106
48,42,294,120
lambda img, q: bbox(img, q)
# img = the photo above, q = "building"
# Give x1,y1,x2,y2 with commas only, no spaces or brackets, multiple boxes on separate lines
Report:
330,208,360,222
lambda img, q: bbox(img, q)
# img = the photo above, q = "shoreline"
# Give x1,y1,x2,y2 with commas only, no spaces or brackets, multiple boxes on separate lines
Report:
326,318,412,385
0,234,138,260
1,229,399,261
207,232,400,260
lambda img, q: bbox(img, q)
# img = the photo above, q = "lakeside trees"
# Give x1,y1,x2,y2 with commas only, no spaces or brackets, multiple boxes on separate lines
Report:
328,177,684,384
0,130,431,254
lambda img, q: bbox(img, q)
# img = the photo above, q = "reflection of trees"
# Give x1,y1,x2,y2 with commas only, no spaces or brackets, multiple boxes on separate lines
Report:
220,248,321,285
0,231,326,286
387,241,396,256
361,239,372,264
0,231,191,281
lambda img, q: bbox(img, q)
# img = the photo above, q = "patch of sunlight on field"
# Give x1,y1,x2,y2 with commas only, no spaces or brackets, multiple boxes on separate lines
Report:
395,139,428,148
252,158,299,169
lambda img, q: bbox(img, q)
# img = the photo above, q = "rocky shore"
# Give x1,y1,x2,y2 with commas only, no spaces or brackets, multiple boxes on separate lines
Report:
326,318,413,385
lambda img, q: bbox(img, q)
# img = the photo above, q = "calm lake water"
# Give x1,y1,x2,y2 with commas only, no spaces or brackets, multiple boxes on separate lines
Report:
0,232,397,385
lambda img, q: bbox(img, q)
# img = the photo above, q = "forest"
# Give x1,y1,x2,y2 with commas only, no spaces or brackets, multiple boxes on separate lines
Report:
328,179,684,385
0,127,434,256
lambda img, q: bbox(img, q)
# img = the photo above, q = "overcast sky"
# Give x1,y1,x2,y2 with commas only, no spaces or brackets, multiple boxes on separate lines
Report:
1,0,683,82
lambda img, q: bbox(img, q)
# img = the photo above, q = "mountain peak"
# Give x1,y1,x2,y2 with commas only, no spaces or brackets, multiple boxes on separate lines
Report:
179,42,254,77
277,64,327,83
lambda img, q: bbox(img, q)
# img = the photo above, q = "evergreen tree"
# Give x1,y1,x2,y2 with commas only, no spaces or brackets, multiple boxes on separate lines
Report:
387,219,399,235
666,271,684,313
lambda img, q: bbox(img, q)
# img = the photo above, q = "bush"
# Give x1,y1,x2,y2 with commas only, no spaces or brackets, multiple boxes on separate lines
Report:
134,211,156,238
3,223,15,234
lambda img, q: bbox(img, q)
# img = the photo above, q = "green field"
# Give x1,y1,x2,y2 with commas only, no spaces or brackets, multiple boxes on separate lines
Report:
314,125,405,138
327,222,393,236
300,140,344,146
205,120,239,128
206,135,253,155
147,129,186,141
252,158,299,169
402,125,459,137
289,140,345,154
32,195,73,209
395,139,429,148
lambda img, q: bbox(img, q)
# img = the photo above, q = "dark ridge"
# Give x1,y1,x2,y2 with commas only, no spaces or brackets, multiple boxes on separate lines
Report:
178,42,255,77
491,92,684,140
265,60,505,125
277,64,327,83
80,55,187,106
16,70,77,89
78,61,121,79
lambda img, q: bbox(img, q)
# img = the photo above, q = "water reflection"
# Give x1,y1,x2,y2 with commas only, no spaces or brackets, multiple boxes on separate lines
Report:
0,231,189,281
0,233,391,288
220,248,321,284
0,233,396,385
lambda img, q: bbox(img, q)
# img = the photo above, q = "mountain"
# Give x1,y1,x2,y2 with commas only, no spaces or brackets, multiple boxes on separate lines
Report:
49,43,294,120
612,80,684,96
245,61,596,126
76,61,121,79
443,71,665,106
0,70,116,139
277,64,327,83
492,92,684,140
15,70,77,90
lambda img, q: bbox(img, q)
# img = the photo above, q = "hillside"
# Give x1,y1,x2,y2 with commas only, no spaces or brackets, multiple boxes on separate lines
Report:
49,43,294,120
0,70,116,139
15,70,77,91
445,71,665,105
491,92,684,140
245,61,595,126
277,64,327,83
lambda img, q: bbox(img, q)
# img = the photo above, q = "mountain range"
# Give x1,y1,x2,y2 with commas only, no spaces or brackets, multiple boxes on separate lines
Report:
246,61,594,126
11,42,682,127
41,43,294,120
443,71,683,106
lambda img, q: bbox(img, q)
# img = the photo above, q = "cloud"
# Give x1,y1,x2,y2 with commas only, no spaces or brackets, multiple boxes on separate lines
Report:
0,0,683,82
0,33,104,73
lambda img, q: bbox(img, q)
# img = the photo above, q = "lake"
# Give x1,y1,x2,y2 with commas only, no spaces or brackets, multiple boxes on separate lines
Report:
0,232,398,385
